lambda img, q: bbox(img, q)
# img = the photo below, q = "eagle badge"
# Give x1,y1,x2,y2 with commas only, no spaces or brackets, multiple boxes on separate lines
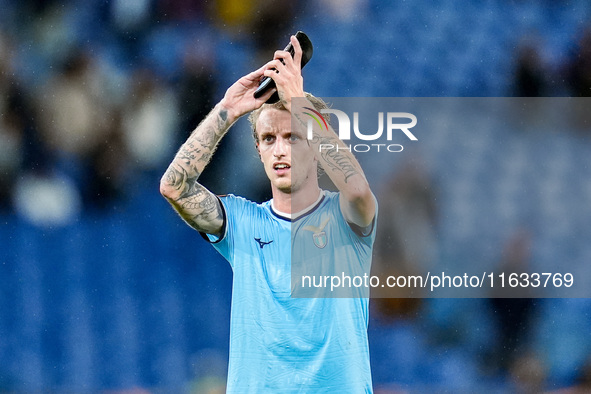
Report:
303,216,330,249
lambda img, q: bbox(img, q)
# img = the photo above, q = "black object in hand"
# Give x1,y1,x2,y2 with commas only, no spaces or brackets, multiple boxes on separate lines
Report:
253,31,313,104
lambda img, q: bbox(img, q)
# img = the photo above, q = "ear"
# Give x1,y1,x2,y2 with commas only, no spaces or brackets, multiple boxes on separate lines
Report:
256,142,262,161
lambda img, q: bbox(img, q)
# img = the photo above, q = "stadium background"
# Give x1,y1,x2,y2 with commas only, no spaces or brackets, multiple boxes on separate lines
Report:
1,0,591,392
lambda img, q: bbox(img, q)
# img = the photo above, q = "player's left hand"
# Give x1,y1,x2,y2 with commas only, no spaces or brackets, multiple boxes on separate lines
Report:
262,35,305,112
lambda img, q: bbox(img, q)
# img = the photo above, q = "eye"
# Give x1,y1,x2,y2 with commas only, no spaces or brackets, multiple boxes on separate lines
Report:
289,134,300,142
262,135,275,143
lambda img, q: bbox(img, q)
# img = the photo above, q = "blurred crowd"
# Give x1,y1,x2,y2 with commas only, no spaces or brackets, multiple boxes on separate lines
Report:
512,26,591,97
0,0,305,224
1,0,590,226
1,0,591,392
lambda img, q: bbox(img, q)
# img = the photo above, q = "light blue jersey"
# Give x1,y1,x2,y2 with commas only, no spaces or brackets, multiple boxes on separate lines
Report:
203,191,376,393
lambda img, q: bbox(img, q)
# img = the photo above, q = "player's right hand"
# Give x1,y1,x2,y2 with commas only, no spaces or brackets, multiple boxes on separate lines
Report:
262,35,305,113
220,66,276,122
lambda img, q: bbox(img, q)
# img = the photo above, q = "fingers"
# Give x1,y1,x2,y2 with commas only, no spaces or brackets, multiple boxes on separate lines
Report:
291,35,303,68
272,36,302,70
257,35,305,109
236,35,303,94
263,67,280,80
245,64,268,81
256,86,276,103
262,59,291,80
272,50,292,70
264,58,285,73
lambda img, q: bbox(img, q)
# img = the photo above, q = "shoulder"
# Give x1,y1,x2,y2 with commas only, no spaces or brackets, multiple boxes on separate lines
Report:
219,194,263,210
322,190,377,238
323,189,378,216
323,190,340,203
203,194,273,244
219,194,273,221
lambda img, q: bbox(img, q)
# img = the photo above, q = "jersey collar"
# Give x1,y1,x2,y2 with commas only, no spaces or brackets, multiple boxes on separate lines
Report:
270,190,325,222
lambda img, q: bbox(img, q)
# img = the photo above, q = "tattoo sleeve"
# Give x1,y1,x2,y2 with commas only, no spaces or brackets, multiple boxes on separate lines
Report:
293,111,363,185
160,105,232,235
293,102,375,227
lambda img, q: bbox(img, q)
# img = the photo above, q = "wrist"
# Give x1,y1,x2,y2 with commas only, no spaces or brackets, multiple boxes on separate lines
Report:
284,99,292,113
217,100,240,125
286,90,306,113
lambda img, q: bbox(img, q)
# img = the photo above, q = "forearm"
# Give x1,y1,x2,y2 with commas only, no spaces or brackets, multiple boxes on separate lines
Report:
293,103,375,226
161,103,232,198
294,107,370,195
160,103,234,234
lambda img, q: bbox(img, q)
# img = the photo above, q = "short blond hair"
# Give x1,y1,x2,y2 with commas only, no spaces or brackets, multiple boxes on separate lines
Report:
248,92,331,145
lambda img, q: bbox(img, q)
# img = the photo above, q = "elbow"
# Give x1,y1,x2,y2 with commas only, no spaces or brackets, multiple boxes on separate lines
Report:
347,179,373,205
353,188,375,217
345,181,376,225
159,174,180,201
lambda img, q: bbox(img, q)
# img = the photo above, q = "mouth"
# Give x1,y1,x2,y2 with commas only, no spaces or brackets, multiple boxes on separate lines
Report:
273,162,291,175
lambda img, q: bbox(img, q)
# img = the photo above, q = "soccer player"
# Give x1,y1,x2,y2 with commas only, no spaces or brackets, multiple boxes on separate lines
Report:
160,36,377,392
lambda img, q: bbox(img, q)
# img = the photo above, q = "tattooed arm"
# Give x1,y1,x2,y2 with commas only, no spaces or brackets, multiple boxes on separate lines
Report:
160,66,275,236
297,109,375,228
159,103,230,236
265,36,376,228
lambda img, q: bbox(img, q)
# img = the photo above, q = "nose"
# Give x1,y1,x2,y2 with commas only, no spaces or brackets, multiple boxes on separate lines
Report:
273,136,288,157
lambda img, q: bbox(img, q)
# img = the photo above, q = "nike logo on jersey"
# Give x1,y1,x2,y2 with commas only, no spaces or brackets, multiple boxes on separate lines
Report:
254,238,274,249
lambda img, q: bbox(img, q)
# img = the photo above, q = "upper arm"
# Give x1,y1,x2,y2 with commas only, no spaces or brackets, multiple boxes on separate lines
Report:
339,186,376,230
169,183,225,237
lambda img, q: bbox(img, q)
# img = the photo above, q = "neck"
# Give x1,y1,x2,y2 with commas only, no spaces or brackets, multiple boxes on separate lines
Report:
271,182,321,214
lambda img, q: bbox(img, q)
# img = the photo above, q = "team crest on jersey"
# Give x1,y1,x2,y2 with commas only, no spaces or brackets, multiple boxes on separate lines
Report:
303,216,330,249
313,232,327,248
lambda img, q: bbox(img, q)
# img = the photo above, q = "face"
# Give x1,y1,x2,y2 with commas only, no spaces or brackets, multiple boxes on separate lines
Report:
255,107,317,195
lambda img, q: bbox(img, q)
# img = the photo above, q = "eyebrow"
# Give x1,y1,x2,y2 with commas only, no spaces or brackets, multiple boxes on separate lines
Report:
259,127,296,141
258,131,276,140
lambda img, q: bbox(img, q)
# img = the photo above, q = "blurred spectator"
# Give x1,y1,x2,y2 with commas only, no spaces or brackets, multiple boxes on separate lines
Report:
566,26,591,97
3,42,86,224
36,49,113,158
318,0,368,22
0,30,53,213
372,160,438,317
84,110,129,210
508,352,547,393
563,25,591,133
249,0,296,64
121,68,179,172
157,0,208,22
176,35,219,140
9,0,60,31
110,0,154,33
209,0,297,67
16,0,59,17
33,47,132,210
551,356,591,393
108,0,156,61
213,0,256,30
173,35,237,194
13,170,82,226
487,229,539,373
0,91,24,212
0,32,23,212
375,160,439,275
512,39,546,97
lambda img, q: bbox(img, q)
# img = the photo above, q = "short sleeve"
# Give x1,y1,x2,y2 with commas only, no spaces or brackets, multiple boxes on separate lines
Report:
198,194,253,268
336,192,378,248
